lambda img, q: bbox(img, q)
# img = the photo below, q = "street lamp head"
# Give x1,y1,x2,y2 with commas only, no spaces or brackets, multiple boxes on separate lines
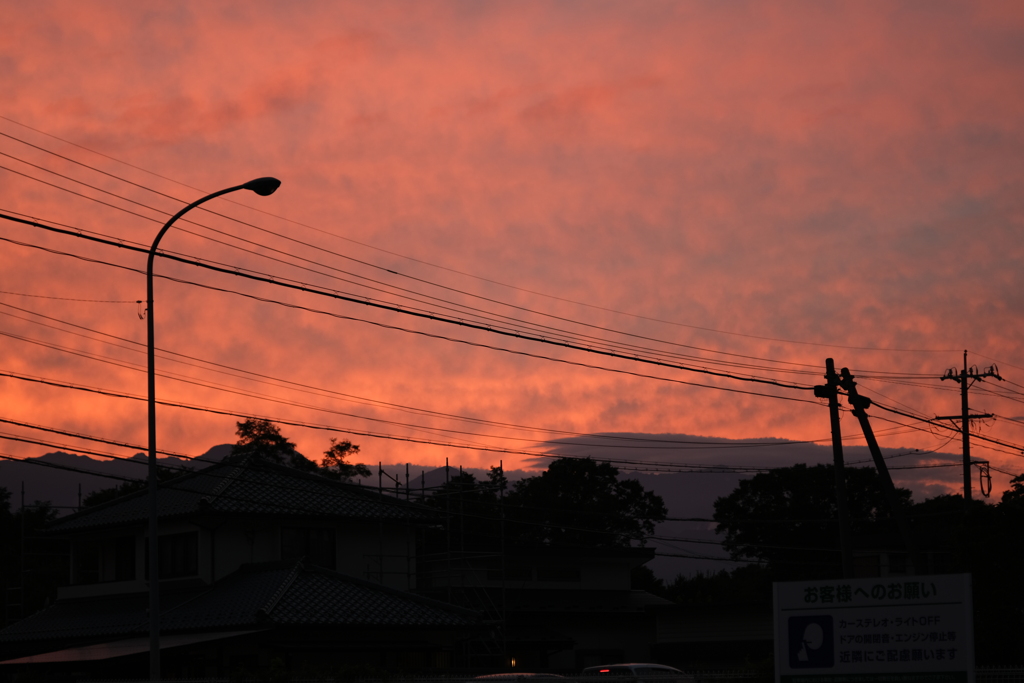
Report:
243,177,282,196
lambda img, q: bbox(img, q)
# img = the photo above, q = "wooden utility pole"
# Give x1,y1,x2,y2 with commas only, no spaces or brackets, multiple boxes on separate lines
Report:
814,358,853,578
939,350,1000,511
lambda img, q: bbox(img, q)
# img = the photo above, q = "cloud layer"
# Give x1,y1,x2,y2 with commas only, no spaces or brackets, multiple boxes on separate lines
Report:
1,1,1023,499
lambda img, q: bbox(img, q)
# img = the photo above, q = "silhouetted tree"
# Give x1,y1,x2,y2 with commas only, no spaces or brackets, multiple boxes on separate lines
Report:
320,438,371,481
228,418,369,482
1001,472,1024,505
423,468,506,551
664,565,775,606
713,464,911,580
422,459,665,553
967,476,1024,665
504,457,667,548
227,418,319,472
692,465,1024,665
83,422,369,511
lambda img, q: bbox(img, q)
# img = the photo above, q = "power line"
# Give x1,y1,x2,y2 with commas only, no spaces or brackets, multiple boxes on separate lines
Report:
0,329,526,450
0,417,189,458
4,443,1010,576
4,300,837,454
5,130,1023,469
0,446,742,547
0,116,966,356
0,451,136,484
865,401,1024,459
11,296,908,456
0,175,974,385
0,152,826,378
0,431,151,463
0,375,828,476
972,352,1024,375
0,448,439,521
0,203,816,383
0,290,137,304
0,298,943,459
0,133,969,380
4,232,1019,466
0,369,560,459
11,218,1022,463
0,404,966,485
0,438,1011,566
0,449,734,566
0,159,833,382
0,213,822,404
3,370,787,469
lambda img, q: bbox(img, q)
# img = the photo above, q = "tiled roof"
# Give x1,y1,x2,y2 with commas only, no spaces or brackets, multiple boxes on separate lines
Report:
0,560,478,646
166,561,478,630
50,458,435,532
0,589,201,644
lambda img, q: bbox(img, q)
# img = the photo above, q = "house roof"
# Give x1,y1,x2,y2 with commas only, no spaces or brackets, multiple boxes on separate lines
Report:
0,588,203,644
0,560,478,646
0,631,261,665
166,561,478,630
49,457,435,533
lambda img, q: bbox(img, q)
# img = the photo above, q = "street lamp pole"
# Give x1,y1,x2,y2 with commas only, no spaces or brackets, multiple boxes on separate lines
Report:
146,177,280,681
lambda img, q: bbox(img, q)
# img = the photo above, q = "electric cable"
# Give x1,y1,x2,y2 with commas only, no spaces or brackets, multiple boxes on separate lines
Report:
0,159,837,379
0,116,966,356
0,294,995,464
0,451,136,484
0,289,137,304
0,216,823,404
0,417,189,458
2,369,814,471
0,327,815,456
867,400,1024,457
2,444,1009,566
4,141,1022,471
4,301,837,452
0,137,967,377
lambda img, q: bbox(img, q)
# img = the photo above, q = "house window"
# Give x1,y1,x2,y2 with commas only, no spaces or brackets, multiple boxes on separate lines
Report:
281,527,336,569
145,532,199,579
74,536,135,584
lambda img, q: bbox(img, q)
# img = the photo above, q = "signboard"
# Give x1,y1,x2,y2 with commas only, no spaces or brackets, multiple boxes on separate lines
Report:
774,573,974,683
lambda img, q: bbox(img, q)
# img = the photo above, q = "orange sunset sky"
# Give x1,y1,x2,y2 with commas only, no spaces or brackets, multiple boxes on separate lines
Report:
1,1,1023,498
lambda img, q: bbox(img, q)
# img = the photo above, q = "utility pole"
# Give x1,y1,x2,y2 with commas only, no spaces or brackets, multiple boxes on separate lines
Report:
813,358,853,578
459,465,465,553
498,460,508,667
838,368,920,573
939,350,1001,511
446,457,451,604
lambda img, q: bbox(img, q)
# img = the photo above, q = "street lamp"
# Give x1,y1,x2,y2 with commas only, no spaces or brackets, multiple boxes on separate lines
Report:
146,177,280,681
